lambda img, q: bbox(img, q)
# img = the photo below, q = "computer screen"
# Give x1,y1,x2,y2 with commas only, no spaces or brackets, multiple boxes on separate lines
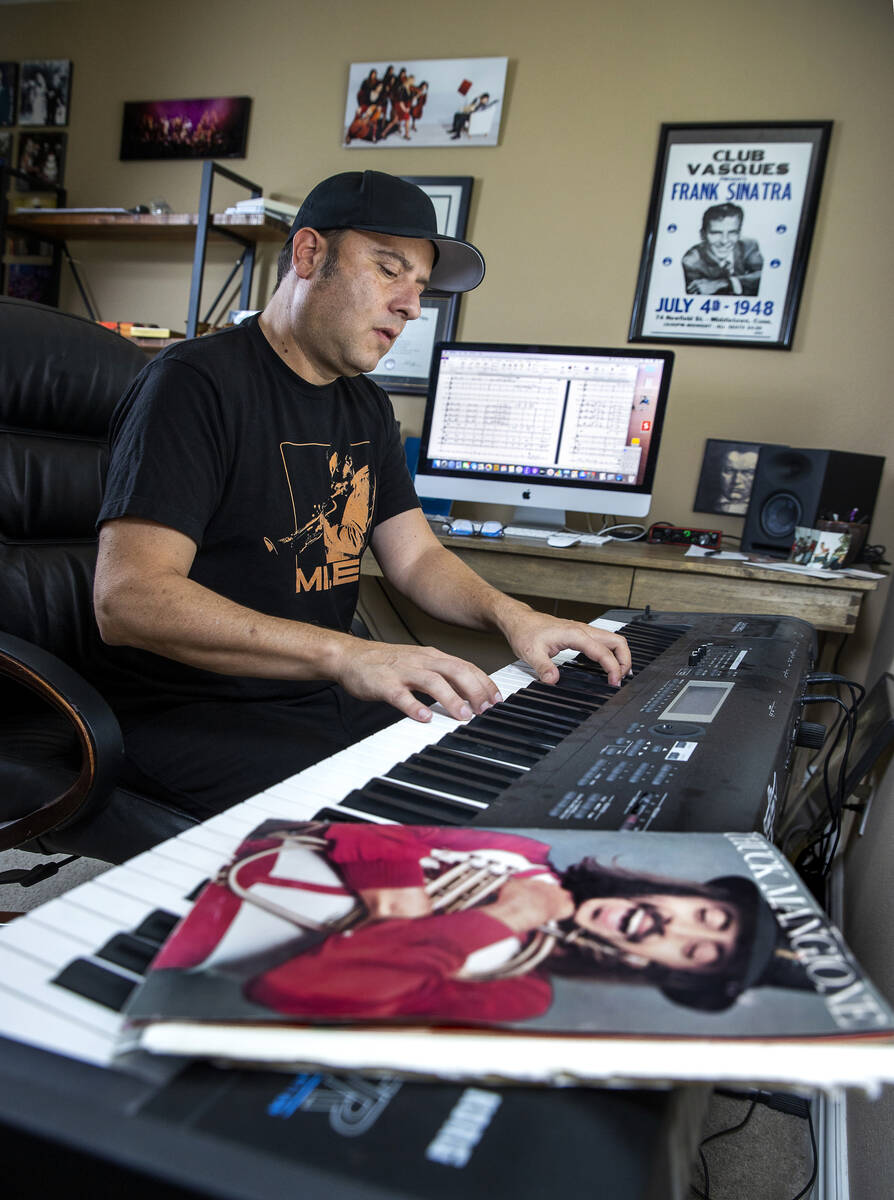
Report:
413,342,674,525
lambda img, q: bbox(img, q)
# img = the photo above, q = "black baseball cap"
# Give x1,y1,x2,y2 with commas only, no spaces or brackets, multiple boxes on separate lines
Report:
286,170,485,293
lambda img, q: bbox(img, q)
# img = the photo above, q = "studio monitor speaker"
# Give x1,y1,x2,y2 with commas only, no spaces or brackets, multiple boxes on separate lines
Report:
741,446,885,557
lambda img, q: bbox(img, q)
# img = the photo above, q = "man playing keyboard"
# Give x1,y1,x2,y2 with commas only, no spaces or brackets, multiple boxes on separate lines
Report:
92,170,630,820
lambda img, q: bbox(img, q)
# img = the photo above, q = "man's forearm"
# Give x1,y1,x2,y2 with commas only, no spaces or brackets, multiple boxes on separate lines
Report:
96,565,353,681
383,540,532,639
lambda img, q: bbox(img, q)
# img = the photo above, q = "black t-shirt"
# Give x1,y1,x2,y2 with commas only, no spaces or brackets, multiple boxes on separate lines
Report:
96,316,419,709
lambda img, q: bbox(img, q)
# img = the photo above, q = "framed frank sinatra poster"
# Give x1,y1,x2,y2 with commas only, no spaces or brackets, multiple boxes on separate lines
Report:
628,122,832,350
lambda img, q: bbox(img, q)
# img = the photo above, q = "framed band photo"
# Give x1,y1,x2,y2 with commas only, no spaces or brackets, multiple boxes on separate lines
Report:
629,121,832,350
367,292,460,394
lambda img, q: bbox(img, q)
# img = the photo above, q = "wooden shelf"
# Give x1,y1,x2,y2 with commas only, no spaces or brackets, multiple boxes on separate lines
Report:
5,210,290,244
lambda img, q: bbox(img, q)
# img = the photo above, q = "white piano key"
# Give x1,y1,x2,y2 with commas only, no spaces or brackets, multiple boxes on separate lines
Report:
0,944,128,1039
41,876,188,930
138,835,230,877
115,849,207,893
82,867,194,914
1,913,104,962
27,896,142,952
0,979,121,1066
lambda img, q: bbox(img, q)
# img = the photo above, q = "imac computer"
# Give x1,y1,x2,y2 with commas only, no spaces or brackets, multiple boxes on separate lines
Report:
412,342,675,528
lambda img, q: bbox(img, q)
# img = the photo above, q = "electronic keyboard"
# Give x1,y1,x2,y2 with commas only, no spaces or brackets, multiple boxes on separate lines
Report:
0,609,817,1076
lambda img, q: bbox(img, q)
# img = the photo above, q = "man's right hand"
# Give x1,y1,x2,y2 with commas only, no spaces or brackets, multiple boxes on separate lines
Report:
329,638,503,724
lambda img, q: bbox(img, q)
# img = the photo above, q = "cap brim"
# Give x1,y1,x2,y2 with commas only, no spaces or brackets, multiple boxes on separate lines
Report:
283,221,486,294
429,236,486,293
335,222,485,293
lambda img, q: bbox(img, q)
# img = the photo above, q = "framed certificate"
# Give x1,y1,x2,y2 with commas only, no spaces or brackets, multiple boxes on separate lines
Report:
368,176,472,394
366,293,459,394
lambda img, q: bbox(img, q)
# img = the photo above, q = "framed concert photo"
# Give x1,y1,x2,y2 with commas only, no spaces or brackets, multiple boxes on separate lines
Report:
366,293,460,394
120,96,252,161
629,121,832,350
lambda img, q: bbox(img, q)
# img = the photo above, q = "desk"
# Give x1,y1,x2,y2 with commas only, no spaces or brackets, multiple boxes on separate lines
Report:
363,534,882,636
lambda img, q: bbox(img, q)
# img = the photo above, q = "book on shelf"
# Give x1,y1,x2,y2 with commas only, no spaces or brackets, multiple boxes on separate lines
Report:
119,820,894,1094
224,196,297,224
99,321,184,339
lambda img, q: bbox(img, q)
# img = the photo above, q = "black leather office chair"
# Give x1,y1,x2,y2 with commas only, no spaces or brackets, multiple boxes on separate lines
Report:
0,297,199,864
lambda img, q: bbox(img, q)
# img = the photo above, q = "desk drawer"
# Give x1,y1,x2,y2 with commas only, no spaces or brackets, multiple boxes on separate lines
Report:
629,567,860,633
446,547,633,606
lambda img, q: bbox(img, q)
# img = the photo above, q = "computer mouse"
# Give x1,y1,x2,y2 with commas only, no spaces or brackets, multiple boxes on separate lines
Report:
547,533,581,548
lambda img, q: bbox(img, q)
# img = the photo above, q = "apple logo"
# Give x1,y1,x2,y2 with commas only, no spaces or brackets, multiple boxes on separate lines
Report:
522,489,531,500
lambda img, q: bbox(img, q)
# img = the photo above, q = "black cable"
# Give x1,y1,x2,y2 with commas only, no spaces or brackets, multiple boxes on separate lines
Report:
789,1105,818,1200
831,632,849,676
691,1093,817,1200
0,854,80,887
794,679,863,883
690,1096,760,1200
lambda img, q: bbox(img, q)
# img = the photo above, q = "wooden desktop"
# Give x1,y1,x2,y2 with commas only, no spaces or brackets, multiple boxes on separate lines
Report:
361,532,881,636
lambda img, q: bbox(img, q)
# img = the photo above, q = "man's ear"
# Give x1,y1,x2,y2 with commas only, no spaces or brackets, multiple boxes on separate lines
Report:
290,227,328,279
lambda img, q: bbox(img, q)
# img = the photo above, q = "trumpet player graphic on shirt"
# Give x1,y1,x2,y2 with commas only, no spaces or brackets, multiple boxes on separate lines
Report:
264,442,374,593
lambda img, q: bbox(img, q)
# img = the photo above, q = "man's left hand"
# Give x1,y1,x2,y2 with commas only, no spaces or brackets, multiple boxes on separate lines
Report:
498,609,631,687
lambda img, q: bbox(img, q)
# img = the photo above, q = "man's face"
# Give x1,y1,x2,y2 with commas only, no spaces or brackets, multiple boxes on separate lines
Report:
302,230,433,381
573,891,741,973
719,449,758,506
704,216,742,256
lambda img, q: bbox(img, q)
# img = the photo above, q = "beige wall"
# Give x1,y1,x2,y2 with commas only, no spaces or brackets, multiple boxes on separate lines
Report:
4,0,893,679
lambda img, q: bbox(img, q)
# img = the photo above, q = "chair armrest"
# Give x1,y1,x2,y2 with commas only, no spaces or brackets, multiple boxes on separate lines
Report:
0,632,124,848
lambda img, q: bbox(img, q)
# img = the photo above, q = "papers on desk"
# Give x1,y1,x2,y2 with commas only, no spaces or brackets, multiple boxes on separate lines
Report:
685,546,886,580
685,547,748,561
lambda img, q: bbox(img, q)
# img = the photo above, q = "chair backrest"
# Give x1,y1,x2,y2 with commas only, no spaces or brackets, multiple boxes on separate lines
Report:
0,297,147,675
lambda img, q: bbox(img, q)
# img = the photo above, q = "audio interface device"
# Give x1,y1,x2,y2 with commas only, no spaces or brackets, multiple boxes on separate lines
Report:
647,524,722,549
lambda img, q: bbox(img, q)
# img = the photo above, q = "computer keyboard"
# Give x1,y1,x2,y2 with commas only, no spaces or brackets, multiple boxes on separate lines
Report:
502,526,609,546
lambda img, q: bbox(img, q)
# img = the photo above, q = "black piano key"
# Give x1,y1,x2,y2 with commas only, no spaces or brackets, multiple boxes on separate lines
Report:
186,879,211,903
388,760,504,804
311,806,371,823
134,909,181,947
52,959,139,1012
559,661,619,687
408,746,524,788
527,679,610,709
468,709,563,750
439,729,542,769
95,932,161,976
500,694,587,730
515,685,603,719
482,706,575,741
340,780,469,825
553,669,618,699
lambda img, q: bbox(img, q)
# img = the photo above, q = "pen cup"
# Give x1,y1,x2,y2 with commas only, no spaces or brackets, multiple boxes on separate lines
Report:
815,520,868,566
